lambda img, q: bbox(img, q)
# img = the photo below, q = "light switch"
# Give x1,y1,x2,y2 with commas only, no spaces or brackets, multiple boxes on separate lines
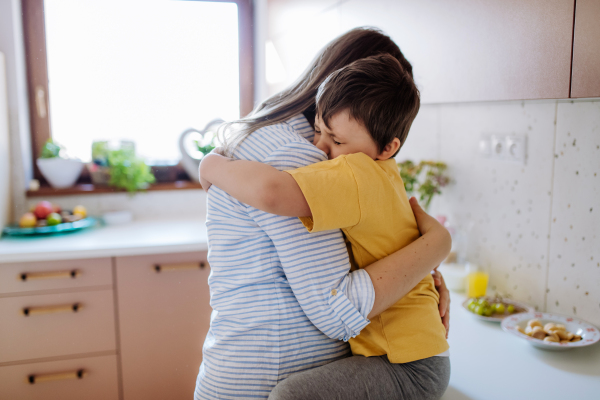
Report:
480,133,527,164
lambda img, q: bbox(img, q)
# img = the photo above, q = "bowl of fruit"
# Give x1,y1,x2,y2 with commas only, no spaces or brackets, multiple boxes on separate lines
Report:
2,201,96,236
502,312,600,351
463,296,533,322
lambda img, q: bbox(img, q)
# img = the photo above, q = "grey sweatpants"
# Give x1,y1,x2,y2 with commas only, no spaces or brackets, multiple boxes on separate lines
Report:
268,355,450,400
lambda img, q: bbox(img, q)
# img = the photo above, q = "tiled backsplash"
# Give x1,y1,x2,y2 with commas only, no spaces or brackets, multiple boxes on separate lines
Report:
19,101,599,327
402,99,600,325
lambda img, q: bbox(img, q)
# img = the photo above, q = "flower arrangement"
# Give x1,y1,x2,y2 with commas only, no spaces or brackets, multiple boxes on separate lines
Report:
397,160,450,211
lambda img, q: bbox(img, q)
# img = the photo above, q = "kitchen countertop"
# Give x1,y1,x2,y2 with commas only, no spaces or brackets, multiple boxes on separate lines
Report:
0,218,208,263
444,292,600,400
1,220,598,398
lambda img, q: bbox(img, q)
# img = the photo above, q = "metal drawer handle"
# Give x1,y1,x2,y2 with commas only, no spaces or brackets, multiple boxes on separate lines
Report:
27,369,86,384
19,269,80,281
154,262,206,273
22,303,83,316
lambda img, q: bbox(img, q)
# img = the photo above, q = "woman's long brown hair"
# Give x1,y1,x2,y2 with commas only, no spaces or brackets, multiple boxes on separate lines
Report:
220,27,413,156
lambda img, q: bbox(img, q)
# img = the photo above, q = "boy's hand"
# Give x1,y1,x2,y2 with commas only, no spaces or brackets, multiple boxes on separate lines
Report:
199,151,227,191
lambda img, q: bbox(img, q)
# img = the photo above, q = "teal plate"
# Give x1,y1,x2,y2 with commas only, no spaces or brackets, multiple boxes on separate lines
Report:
2,218,98,237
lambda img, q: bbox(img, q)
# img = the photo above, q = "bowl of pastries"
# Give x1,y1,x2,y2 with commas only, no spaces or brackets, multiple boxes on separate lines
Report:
501,312,600,351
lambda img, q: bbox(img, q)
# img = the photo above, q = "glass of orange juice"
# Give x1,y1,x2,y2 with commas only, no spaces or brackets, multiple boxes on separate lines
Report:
466,264,489,298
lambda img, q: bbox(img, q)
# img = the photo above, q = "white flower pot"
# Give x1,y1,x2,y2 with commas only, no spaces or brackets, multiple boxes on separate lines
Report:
179,118,224,182
37,158,84,189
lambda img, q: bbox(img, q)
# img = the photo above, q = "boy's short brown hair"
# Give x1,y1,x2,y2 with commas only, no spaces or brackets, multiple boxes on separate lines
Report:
315,53,420,156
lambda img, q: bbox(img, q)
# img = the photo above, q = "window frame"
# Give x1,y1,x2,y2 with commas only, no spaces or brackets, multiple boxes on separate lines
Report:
21,0,254,189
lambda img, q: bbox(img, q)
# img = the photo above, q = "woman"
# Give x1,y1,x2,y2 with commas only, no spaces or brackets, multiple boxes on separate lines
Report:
195,28,451,400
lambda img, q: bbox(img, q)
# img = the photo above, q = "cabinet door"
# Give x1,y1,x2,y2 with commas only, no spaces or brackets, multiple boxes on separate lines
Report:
336,0,575,102
571,0,600,98
116,252,211,400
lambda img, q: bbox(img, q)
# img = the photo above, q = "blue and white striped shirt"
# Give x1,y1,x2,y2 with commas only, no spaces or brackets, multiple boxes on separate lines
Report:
194,114,376,399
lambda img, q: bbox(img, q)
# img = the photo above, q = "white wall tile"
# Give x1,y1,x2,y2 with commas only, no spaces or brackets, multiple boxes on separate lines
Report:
434,101,557,310
546,101,600,325
397,104,440,163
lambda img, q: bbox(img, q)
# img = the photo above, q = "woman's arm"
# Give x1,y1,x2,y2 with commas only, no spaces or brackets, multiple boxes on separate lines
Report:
199,153,311,217
202,151,452,322
364,197,452,319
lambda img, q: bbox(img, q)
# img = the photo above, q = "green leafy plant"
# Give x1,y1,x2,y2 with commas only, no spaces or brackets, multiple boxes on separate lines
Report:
398,160,450,211
195,141,216,156
194,129,220,157
106,148,155,194
39,139,64,159
91,141,110,166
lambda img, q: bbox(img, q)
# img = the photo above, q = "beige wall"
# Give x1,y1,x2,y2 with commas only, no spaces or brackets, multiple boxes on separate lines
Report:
0,53,12,229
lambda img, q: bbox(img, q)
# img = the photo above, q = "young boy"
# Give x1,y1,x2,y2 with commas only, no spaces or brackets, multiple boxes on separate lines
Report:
200,54,449,366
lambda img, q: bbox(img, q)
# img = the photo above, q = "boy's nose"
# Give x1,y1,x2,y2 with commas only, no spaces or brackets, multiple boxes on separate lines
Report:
315,138,330,158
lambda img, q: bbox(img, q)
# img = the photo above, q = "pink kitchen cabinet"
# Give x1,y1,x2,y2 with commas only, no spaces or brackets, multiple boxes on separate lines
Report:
571,0,600,98
115,252,212,400
0,257,118,400
271,0,578,102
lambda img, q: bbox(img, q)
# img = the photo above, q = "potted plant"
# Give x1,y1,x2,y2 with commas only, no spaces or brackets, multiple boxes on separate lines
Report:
36,139,84,188
398,160,450,211
88,141,155,194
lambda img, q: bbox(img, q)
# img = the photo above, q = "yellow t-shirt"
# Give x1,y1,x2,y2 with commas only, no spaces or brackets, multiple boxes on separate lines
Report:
287,152,449,363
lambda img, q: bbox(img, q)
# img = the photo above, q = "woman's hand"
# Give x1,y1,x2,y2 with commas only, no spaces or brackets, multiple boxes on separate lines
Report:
432,268,450,338
409,197,442,236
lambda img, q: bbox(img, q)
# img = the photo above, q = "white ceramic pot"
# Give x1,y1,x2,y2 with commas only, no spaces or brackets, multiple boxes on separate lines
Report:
37,158,84,189
179,118,224,182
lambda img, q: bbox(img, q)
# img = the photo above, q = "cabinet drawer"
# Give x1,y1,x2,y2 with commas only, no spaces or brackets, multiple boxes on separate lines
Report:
0,354,119,400
0,290,116,363
0,258,112,295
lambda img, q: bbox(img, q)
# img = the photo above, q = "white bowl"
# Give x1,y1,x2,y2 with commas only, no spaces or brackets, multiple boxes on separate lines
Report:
102,211,133,225
501,312,600,351
37,158,84,189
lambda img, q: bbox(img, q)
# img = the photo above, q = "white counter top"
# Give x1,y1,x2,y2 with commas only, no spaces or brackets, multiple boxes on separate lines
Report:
1,222,598,398
0,218,208,263
444,292,600,400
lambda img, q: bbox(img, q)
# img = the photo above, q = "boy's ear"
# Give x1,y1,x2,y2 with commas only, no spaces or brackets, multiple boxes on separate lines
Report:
376,138,401,160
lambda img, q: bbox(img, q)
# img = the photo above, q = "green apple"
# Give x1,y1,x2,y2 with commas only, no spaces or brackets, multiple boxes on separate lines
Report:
46,212,62,226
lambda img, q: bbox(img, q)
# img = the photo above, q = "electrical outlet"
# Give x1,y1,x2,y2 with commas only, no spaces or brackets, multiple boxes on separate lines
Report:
479,134,527,164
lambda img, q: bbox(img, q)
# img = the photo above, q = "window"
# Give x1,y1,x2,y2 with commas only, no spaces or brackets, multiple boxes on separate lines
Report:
22,0,253,189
